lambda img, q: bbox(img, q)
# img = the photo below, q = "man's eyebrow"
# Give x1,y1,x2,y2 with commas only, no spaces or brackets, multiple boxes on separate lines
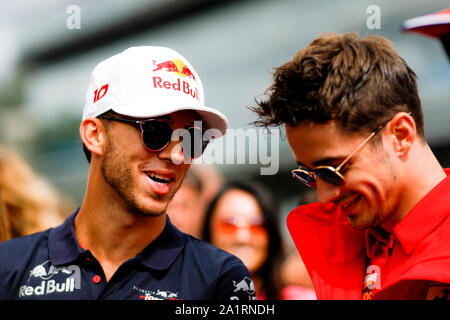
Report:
296,160,306,167
162,116,199,128
296,156,345,169
312,156,346,167
155,115,193,126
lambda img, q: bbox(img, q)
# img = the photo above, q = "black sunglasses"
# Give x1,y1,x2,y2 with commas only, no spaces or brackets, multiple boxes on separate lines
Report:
98,115,209,159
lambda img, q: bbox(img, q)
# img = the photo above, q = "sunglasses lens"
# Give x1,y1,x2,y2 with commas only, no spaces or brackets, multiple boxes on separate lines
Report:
141,121,209,158
315,168,344,186
292,170,316,188
216,220,267,237
182,127,208,159
141,121,172,151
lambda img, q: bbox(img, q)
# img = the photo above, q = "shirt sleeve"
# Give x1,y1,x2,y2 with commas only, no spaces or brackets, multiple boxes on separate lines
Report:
214,260,256,300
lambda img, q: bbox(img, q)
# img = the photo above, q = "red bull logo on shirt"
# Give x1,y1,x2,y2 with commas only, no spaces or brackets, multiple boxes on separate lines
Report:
152,59,200,101
230,277,256,300
18,260,81,298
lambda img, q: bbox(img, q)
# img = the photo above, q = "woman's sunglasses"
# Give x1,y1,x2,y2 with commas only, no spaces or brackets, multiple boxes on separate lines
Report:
215,216,267,237
291,118,394,188
98,115,209,159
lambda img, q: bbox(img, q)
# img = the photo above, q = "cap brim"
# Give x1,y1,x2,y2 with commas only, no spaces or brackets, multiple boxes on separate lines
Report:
111,103,228,138
403,12,450,38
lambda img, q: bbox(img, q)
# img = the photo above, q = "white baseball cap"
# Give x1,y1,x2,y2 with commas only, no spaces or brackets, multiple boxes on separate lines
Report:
82,46,228,137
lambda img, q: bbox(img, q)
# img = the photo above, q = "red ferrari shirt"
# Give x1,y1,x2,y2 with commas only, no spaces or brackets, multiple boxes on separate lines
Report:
288,169,450,300
361,227,437,300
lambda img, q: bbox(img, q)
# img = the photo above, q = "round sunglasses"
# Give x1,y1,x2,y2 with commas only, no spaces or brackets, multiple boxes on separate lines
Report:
98,115,209,159
291,118,394,188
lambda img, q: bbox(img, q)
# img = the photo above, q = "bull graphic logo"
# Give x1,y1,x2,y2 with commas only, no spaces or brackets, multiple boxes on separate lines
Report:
138,289,179,300
29,260,73,281
152,59,196,81
28,260,81,289
232,277,255,294
156,289,178,299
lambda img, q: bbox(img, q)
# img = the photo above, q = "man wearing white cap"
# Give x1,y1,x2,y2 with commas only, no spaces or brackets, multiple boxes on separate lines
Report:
0,47,256,300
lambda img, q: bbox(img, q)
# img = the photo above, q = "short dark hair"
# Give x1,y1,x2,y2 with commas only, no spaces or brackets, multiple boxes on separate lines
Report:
202,181,283,299
252,32,424,137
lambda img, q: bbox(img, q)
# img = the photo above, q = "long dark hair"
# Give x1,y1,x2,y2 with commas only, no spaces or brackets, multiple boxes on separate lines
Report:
202,181,283,299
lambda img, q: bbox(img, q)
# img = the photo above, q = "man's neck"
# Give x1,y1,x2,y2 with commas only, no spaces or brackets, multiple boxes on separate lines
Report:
381,143,446,232
75,198,166,281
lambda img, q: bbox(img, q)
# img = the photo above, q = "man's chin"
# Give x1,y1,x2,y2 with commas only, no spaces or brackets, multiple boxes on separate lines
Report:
135,210,165,218
346,214,374,231
126,196,169,218
128,181,181,217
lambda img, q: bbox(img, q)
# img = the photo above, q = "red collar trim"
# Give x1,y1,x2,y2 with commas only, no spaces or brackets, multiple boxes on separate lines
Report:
394,168,450,255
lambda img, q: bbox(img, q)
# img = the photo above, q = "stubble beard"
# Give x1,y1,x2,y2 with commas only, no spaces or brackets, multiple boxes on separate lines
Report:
347,150,397,231
101,139,169,218
346,210,378,231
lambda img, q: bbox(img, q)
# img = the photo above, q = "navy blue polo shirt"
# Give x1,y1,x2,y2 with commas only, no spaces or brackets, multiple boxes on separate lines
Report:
0,210,256,300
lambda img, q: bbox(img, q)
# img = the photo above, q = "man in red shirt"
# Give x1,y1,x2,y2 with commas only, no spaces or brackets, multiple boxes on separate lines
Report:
252,32,450,299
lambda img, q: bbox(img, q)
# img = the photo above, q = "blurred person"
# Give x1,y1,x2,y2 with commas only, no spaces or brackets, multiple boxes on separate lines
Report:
202,181,316,300
0,147,72,238
166,169,206,239
0,193,11,242
0,46,255,300
280,249,314,291
191,163,224,205
252,32,450,299
280,190,316,291
403,8,450,60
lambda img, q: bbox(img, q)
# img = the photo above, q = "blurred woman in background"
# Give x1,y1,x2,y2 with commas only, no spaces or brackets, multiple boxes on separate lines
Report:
167,164,224,239
202,181,315,300
0,192,11,242
0,147,73,238
167,169,206,239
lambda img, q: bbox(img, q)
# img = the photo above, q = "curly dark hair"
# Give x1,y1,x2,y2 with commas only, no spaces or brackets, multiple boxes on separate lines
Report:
252,32,424,137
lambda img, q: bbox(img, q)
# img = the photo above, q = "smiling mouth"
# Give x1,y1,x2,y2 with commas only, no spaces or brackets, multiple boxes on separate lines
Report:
340,194,362,210
146,173,173,185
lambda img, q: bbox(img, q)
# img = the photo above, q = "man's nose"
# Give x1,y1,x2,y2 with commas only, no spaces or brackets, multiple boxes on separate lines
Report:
316,178,341,204
158,140,185,164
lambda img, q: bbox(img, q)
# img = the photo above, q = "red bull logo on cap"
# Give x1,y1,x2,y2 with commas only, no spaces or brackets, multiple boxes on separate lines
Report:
152,59,200,101
153,59,196,81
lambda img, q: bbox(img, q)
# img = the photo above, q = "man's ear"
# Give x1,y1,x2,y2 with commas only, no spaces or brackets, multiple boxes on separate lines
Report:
385,112,416,157
80,118,107,159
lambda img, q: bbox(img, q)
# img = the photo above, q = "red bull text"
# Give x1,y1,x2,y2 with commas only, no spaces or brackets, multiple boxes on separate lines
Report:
152,59,199,101
153,77,199,101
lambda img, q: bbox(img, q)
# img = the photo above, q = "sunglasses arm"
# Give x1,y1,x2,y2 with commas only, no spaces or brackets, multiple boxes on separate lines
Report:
335,130,377,172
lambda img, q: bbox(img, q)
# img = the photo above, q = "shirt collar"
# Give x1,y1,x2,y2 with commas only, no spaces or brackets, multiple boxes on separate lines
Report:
394,168,450,255
48,209,84,265
136,215,186,270
365,226,394,259
49,210,186,270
